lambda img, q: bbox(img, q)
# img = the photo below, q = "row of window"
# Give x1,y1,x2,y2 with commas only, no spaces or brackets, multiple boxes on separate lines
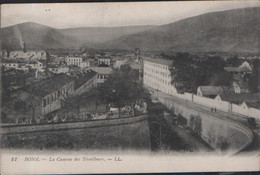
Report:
68,62,81,66
4,63,42,67
145,76,171,86
144,66,170,75
5,64,17,67
144,72,170,83
68,58,82,62
144,62,169,70
144,80,173,93
98,59,110,61
98,74,108,79
148,69,170,77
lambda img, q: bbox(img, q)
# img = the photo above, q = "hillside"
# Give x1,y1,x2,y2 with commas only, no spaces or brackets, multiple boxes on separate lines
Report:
102,7,260,53
1,22,155,51
1,22,80,50
60,25,156,44
2,7,260,53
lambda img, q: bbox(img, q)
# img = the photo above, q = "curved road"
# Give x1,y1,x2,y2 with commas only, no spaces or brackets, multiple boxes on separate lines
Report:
151,90,259,155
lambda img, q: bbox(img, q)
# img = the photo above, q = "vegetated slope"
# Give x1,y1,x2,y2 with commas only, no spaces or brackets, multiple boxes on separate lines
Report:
103,7,260,53
60,25,156,45
2,7,260,53
1,22,81,50
1,22,155,50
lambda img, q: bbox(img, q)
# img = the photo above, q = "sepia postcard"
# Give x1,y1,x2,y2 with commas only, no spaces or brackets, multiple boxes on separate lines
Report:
1,1,260,174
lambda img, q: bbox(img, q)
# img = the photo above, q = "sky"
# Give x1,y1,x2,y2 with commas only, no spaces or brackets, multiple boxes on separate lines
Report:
1,1,260,29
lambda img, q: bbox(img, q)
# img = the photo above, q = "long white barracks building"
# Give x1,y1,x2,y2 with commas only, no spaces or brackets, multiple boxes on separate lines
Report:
143,57,177,95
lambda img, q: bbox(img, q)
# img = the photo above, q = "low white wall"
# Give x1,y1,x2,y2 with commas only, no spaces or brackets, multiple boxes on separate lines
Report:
171,92,260,120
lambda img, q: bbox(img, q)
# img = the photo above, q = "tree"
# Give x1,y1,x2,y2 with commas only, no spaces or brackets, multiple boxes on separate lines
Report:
99,64,150,117
170,53,228,93
59,93,75,120
248,59,260,93
26,94,40,123
210,71,233,87
226,55,241,67
170,53,202,93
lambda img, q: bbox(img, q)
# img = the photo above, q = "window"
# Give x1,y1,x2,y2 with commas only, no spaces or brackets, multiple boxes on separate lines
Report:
43,99,46,107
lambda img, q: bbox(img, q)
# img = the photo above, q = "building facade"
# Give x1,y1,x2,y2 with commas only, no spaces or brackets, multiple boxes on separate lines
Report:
143,58,177,95
66,57,82,66
80,61,89,68
98,58,111,66
2,60,43,71
113,59,127,69
7,50,47,60
48,66,70,74
5,74,75,123
89,67,113,86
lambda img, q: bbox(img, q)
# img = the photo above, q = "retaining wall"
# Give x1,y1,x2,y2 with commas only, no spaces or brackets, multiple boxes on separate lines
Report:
159,96,254,155
1,114,151,150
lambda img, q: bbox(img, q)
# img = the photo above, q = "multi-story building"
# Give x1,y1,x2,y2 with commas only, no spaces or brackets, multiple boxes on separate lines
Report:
89,67,113,86
6,73,75,123
113,59,128,69
3,50,47,60
143,57,177,95
48,66,70,74
66,57,82,66
26,61,44,70
66,57,90,68
80,61,89,68
98,58,111,67
2,60,44,72
2,61,20,70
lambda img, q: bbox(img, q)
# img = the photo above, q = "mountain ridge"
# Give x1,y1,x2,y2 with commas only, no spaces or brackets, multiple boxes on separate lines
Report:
100,7,260,53
2,7,260,53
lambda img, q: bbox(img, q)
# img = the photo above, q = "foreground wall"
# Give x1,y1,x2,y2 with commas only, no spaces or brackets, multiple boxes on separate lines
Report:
160,97,253,154
1,114,151,150
174,92,260,120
